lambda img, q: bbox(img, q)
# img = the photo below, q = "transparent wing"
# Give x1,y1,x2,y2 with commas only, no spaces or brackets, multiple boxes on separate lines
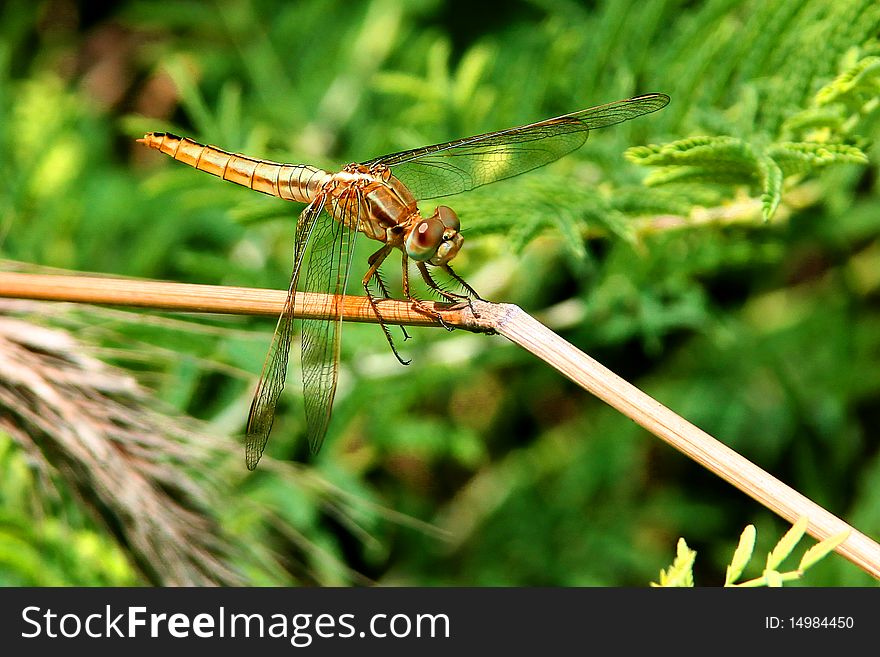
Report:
364,93,669,199
244,197,326,470
299,190,360,454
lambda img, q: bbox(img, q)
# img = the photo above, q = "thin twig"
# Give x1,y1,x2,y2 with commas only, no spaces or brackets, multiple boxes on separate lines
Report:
480,302,880,580
0,271,483,330
1,270,878,579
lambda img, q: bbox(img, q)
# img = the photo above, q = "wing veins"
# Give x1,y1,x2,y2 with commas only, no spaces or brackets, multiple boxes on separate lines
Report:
364,93,669,199
299,189,360,454
244,196,326,470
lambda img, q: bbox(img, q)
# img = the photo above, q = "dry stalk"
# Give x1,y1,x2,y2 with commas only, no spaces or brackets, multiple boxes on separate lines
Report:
0,302,244,585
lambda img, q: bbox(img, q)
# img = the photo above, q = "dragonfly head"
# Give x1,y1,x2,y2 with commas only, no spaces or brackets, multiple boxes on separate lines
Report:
405,206,463,266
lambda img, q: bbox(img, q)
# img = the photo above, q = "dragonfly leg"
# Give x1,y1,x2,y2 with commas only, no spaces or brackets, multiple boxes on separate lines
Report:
416,262,482,318
416,262,469,304
370,264,411,342
367,246,387,267
442,264,483,301
363,245,411,365
402,252,454,330
441,264,483,317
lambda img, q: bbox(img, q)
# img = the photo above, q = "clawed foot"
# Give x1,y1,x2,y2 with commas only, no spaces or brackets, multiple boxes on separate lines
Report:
412,300,455,330
440,293,481,319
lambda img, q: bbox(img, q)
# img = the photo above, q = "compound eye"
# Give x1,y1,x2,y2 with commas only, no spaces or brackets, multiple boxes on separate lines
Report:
405,218,444,261
437,205,460,231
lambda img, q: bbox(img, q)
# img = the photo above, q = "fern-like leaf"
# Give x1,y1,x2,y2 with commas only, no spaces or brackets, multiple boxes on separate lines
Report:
798,529,850,571
625,136,757,168
765,516,809,571
651,538,696,587
767,142,868,177
757,154,783,221
724,524,756,586
815,54,880,108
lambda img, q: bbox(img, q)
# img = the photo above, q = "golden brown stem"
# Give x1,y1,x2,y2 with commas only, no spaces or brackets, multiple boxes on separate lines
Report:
0,271,471,328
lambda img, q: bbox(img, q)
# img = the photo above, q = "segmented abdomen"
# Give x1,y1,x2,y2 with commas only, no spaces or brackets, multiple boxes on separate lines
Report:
138,132,330,203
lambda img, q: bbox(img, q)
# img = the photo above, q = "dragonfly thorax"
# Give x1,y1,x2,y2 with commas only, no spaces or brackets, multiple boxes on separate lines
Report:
328,167,419,242
331,168,464,265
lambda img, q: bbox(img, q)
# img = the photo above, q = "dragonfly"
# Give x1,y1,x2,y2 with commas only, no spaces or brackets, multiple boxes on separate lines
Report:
139,92,669,469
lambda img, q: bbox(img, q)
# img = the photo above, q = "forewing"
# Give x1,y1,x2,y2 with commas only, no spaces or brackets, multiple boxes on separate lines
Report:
244,197,325,470
299,190,359,454
365,93,669,199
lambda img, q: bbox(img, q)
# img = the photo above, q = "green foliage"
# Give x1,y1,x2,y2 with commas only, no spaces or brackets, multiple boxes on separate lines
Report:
0,433,136,585
654,519,849,587
627,56,874,221
652,538,696,587
1,0,879,586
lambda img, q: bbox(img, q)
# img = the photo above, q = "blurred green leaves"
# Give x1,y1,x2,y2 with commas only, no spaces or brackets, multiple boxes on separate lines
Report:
0,432,135,586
